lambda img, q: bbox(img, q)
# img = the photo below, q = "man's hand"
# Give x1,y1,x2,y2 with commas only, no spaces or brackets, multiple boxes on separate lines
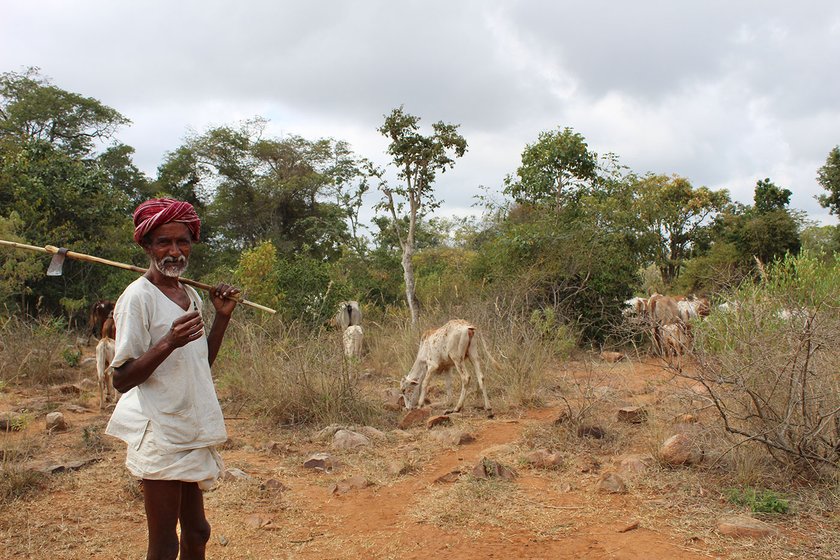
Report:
210,283,241,317
167,311,205,348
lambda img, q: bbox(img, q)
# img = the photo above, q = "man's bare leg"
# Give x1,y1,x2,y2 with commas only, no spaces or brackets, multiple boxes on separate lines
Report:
178,481,211,559
142,480,181,560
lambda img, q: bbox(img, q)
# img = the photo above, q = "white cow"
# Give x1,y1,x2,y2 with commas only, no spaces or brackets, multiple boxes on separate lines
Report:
96,335,116,410
622,296,648,318
343,325,364,360
400,319,492,417
336,301,362,330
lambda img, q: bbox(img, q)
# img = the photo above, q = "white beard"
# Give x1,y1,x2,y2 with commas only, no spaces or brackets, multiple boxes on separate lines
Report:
153,256,188,278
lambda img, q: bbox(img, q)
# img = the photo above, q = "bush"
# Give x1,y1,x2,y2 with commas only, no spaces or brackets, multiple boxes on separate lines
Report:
0,316,77,386
689,252,840,477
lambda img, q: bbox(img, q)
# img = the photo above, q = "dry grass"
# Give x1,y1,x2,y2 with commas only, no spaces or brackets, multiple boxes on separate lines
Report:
0,316,80,387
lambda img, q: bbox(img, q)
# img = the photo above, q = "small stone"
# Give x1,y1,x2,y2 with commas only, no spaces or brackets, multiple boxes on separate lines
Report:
331,429,371,450
430,428,475,446
618,520,640,533
329,475,371,495
471,457,516,481
596,472,628,494
358,426,386,440
523,449,563,469
617,454,652,475
427,415,452,429
315,424,347,441
56,384,82,395
223,468,251,481
717,515,778,539
398,408,431,429
659,433,703,466
617,406,648,424
303,452,340,472
600,351,624,363
218,535,229,546
45,412,68,432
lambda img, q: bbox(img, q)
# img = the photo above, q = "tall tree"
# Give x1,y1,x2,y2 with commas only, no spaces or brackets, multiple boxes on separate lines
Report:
376,106,467,324
754,177,792,214
503,127,598,208
635,174,730,283
817,146,840,216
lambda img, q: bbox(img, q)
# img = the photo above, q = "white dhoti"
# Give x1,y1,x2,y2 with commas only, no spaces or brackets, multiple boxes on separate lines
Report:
126,424,224,491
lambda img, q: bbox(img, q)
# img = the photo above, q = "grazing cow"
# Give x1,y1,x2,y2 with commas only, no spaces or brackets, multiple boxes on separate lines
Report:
400,319,492,417
647,294,684,357
660,323,691,357
343,325,364,360
622,296,648,318
336,301,362,330
677,297,710,322
96,334,116,410
88,300,115,342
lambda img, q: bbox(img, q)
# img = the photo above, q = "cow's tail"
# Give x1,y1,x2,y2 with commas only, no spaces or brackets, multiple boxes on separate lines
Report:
475,329,501,369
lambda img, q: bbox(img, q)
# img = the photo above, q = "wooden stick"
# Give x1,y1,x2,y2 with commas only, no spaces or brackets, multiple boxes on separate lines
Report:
0,239,276,314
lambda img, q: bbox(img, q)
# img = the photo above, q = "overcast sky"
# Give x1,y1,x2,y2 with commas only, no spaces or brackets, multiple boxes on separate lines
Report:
3,0,839,225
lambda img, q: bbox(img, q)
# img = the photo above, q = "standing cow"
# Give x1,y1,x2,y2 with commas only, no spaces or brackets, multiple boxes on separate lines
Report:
88,300,115,343
400,319,492,417
336,301,362,330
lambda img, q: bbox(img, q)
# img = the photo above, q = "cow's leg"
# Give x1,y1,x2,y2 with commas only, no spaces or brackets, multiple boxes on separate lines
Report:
446,360,471,414
97,369,105,410
416,363,438,409
469,353,492,416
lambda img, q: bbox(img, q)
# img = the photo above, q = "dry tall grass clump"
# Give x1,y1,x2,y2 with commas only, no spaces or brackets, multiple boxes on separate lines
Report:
0,315,78,386
214,320,382,427
689,253,840,477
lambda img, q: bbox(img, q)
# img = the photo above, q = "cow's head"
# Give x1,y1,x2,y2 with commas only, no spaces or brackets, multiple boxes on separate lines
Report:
400,358,428,409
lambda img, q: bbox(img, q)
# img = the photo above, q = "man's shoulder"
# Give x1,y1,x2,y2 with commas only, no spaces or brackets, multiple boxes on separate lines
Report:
116,277,155,306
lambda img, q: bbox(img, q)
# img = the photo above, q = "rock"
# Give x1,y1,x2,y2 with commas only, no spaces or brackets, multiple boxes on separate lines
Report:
218,535,229,546
398,408,431,429
596,472,628,494
717,515,778,539
577,425,606,439
259,478,288,493
358,426,386,440
600,351,624,363
387,460,414,476
659,433,703,466
331,429,371,450
617,454,652,476
471,457,516,481
316,424,347,441
303,452,340,472
523,449,563,469
329,475,371,495
382,388,405,411
434,469,463,484
616,406,648,424
426,415,452,429
45,412,68,432
223,468,251,481
430,428,475,446
618,520,640,533
37,457,99,474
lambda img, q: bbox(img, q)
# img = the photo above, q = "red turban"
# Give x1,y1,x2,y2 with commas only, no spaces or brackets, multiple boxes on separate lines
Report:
133,198,201,245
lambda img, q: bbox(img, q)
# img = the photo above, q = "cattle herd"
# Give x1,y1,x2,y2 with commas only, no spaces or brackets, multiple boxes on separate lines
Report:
622,293,711,357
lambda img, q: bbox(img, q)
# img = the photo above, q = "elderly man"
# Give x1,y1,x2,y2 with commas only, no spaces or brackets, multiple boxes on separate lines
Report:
106,198,240,560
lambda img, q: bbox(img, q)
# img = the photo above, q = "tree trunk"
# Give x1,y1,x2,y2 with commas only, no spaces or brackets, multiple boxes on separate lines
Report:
402,244,420,325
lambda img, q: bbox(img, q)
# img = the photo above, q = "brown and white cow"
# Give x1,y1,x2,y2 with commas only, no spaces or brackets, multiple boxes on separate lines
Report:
400,319,492,417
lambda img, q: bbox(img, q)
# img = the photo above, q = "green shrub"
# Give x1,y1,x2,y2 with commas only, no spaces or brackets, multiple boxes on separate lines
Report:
726,487,790,514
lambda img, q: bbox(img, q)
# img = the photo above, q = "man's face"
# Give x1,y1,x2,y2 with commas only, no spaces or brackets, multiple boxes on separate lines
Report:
143,222,192,278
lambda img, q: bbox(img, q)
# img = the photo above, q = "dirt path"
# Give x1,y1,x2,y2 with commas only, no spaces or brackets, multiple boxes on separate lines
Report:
1,359,730,559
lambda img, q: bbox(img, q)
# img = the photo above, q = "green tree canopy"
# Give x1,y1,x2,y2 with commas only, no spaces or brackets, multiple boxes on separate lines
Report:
817,146,840,216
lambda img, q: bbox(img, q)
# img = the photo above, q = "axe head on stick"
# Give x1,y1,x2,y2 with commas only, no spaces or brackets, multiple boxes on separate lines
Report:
46,247,68,276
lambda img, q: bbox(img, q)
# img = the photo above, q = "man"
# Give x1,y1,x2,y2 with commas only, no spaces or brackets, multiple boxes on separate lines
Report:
106,198,240,560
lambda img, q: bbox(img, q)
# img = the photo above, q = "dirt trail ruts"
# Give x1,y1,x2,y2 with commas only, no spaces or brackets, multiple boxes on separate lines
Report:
284,409,713,560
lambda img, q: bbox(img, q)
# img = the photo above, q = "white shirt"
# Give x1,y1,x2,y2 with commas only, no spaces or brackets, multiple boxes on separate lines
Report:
105,276,227,453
